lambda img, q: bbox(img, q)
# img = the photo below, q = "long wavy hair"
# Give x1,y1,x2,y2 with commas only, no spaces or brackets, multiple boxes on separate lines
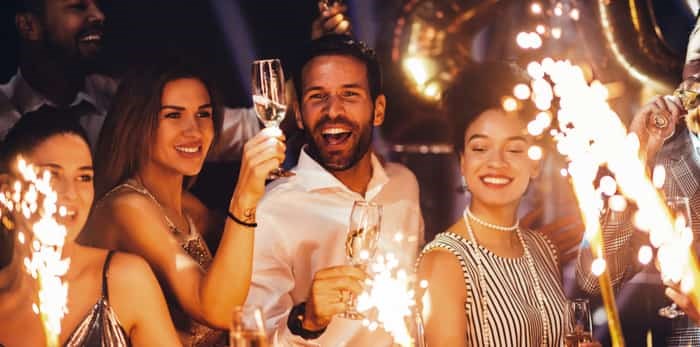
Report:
94,63,223,198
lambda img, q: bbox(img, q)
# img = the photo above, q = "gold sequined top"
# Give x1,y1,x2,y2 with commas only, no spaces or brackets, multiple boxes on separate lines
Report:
102,180,225,347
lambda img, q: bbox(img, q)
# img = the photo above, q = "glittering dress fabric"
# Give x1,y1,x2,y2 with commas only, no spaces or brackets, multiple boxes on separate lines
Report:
64,251,130,347
102,181,226,347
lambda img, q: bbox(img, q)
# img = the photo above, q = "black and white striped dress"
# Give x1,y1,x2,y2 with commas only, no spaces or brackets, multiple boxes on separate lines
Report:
419,230,567,346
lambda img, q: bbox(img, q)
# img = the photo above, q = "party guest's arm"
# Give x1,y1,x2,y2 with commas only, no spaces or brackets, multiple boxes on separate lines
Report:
417,250,468,346
105,131,284,329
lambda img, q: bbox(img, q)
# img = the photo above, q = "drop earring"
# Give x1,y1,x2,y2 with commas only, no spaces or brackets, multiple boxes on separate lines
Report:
460,175,468,192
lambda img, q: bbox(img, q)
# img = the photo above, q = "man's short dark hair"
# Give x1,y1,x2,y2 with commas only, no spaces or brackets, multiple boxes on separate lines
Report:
292,34,382,102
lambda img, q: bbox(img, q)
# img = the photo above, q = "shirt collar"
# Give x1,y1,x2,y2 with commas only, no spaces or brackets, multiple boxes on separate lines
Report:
5,69,107,115
294,147,390,201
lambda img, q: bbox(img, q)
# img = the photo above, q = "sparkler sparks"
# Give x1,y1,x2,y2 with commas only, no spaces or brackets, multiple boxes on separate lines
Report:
516,2,690,291
512,3,627,343
0,158,69,347
357,254,417,347
519,54,698,345
354,230,422,347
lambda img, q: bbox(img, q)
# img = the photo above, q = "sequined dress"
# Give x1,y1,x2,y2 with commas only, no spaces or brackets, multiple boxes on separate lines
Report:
64,250,130,347
103,180,226,347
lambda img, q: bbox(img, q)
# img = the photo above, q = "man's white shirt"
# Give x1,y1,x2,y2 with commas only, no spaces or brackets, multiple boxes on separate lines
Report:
246,148,424,346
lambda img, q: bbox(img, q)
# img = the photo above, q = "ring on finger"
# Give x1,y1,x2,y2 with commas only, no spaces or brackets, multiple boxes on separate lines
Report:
653,113,669,129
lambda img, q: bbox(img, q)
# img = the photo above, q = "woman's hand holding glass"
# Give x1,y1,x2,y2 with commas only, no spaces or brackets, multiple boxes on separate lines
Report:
251,59,291,180
230,128,286,219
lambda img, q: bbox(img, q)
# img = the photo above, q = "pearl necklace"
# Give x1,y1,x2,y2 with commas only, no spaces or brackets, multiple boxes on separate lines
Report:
463,209,549,347
466,208,519,231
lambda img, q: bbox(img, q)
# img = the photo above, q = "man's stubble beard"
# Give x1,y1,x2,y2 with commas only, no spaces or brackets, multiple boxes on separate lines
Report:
303,115,374,172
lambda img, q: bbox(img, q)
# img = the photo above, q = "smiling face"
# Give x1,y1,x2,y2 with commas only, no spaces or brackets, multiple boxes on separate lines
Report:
297,54,385,171
149,78,215,177
35,0,105,63
26,133,94,240
461,109,539,210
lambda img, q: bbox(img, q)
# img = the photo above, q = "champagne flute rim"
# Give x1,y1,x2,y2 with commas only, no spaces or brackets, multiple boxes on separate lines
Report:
253,58,282,63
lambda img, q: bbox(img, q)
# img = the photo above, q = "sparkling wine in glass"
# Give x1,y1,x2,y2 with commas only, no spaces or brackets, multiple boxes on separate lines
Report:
230,305,268,347
252,59,289,179
564,298,593,347
658,196,692,319
341,200,382,319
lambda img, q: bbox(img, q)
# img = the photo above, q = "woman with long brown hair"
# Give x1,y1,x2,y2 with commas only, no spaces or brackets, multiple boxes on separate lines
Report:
80,63,285,346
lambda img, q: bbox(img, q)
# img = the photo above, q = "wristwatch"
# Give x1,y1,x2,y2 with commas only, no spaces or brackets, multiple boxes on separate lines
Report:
287,302,327,340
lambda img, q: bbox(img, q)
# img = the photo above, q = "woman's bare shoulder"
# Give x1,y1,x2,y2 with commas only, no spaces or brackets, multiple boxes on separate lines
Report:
102,252,165,329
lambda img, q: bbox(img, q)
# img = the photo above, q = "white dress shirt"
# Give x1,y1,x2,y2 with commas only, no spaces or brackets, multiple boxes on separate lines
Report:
247,148,424,347
0,70,116,149
0,70,259,161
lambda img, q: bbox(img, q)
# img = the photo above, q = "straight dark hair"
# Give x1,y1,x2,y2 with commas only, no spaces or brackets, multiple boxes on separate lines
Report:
0,107,90,173
94,63,223,198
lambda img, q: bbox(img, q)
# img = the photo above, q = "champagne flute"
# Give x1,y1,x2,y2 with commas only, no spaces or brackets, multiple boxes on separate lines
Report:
658,196,692,319
341,200,382,319
230,305,268,347
564,298,593,347
251,59,289,179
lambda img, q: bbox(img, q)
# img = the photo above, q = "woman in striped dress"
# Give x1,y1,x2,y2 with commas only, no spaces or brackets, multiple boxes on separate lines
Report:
417,62,568,346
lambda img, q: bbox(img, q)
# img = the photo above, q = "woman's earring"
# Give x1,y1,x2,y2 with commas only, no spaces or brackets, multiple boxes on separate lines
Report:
459,175,468,192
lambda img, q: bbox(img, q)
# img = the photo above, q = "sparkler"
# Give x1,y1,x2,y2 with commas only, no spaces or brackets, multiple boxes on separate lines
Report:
0,158,69,347
355,231,422,347
536,60,628,346
514,3,626,345
514,2,700,345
